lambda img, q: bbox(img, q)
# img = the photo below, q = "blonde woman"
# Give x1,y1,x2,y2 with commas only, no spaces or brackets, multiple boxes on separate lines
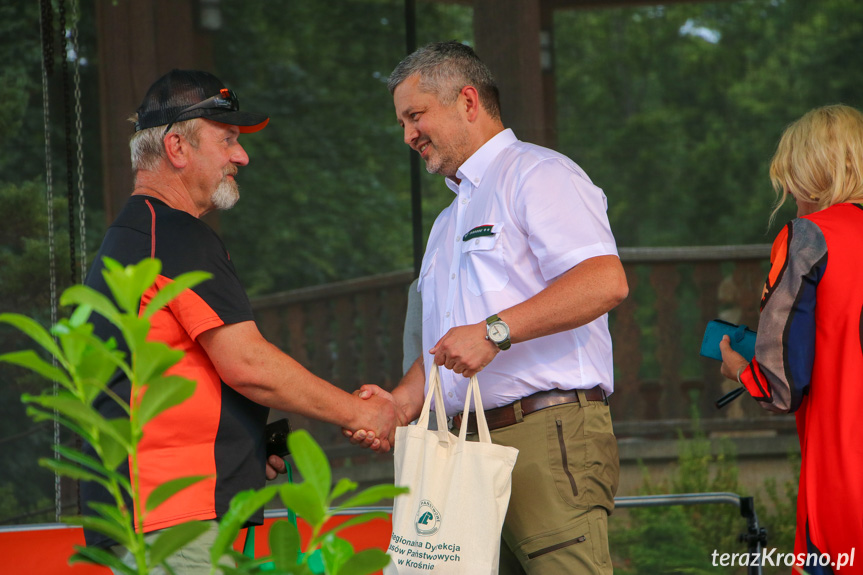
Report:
720,104,863,573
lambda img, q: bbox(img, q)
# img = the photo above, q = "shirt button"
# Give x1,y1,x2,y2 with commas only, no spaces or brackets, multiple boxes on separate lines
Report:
445,312,450,318
475,239,480,245
448,392,454,398
461,198,467,204
451,273,455,279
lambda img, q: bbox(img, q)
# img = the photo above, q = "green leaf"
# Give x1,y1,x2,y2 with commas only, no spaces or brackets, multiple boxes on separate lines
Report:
334,485,408,511
117,315,153,352
38,457,104,484
68,303,94,328
146,475,211,513
336,548,392,575
143,271,213,320
150,521,212,566
0,350,72,388
64,515,132,547
269,519,302,571
100,429,132,473
102,257,161,315
87,502,131,530
288,430,331,505
278,482,325,526
133,340,184,385
329,478,357,502
76,344,127,403
69,544,136,574
319,512,390,540
60,285,122,327
0,312,64,362
23,393,129,447
320,534,353,575
55,445,132,493
210,487,278,563
55,445,107,474
137,375,196,425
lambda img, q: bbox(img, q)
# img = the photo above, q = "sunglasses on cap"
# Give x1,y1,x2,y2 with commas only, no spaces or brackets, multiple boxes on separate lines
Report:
163,88,239,136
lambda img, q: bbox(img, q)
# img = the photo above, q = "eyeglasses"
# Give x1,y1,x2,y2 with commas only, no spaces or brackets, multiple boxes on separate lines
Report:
163,88,239,136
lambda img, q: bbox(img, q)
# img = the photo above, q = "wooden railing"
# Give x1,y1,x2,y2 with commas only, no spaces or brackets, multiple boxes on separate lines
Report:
251,244,793,451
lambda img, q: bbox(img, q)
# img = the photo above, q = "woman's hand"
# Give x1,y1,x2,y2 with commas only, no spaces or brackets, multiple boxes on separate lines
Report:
719,335,749,381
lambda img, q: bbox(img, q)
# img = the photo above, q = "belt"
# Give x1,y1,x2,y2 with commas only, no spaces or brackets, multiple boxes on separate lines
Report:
451,386,607,434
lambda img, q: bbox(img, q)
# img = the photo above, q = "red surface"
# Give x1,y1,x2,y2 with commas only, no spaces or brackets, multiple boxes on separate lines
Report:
0,515,393,574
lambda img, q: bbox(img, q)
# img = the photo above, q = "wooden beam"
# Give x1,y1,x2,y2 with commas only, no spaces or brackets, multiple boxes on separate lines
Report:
94,0,214,224
473,0,551,147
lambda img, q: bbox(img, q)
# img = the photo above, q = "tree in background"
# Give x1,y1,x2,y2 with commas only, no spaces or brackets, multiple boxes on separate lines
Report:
0,0,101,524
555,0,863,248
211,0,472,295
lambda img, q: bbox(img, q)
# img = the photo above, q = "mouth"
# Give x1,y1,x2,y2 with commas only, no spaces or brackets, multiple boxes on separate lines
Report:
418,142,431,158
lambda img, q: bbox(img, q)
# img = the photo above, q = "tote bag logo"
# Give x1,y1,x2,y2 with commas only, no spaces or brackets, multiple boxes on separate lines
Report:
414,499,441,536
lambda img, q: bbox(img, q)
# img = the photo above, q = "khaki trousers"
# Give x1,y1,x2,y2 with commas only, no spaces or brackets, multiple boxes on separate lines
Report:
472,393,619,574
109,520,220,575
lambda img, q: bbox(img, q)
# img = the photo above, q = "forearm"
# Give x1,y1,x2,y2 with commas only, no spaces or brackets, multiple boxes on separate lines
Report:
500,254,628,344
199,322,367,430
392,357,427,422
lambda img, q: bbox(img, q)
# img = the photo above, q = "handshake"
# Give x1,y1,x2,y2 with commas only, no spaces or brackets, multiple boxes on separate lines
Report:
342,384,411,453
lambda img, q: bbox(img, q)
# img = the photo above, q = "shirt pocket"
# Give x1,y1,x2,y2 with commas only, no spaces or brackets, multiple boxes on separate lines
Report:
461,223,509,296
418,248,437,321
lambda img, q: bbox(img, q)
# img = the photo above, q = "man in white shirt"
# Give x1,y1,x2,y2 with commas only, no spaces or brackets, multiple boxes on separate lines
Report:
349,41,628,574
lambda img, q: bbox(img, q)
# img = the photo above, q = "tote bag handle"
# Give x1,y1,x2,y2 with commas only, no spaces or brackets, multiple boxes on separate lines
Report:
416,365,493,444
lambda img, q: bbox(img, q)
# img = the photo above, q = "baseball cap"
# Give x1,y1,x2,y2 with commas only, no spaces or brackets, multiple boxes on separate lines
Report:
134,69,269,134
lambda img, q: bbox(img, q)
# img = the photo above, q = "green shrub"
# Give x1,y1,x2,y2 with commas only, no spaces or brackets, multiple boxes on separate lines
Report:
0,257,406,574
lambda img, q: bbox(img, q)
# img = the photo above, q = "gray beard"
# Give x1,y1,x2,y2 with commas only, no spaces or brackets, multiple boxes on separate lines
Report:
212,177,239,210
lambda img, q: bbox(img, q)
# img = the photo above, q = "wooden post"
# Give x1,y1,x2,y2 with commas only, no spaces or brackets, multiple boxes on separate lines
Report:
472,0,554,148
94,0,214,224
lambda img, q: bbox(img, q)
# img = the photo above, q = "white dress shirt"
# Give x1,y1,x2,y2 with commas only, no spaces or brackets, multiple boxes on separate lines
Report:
418,129,620,416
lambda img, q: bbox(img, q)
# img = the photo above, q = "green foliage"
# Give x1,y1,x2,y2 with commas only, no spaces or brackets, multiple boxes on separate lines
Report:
1,257,407,574
612,419,744,574
0,257,211,574
210,0,472,294
212,429,408,575
555,0,863,248
611,415,801,575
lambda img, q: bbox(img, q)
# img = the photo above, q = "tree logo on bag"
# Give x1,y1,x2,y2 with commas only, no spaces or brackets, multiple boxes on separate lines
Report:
414,499,441,536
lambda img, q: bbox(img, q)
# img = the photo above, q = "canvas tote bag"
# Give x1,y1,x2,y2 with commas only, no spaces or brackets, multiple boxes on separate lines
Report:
384,366,519,574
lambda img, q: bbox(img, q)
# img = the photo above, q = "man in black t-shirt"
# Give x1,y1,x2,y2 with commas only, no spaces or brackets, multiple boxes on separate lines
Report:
84,69,403,574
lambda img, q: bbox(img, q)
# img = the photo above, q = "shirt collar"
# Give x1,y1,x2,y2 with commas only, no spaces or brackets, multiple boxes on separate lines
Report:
445,128,517,194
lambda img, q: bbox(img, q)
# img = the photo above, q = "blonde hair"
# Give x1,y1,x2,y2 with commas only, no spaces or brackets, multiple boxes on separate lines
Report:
769,104,863,222
128,116,202,173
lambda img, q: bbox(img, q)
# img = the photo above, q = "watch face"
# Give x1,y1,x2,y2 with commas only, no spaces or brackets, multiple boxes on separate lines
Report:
488,321,509,343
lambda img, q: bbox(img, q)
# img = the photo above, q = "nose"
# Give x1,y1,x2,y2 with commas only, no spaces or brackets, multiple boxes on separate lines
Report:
403,124,418,148
232,143,250,166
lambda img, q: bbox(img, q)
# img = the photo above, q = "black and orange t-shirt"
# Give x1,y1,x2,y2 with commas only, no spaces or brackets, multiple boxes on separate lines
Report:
82,195,268,546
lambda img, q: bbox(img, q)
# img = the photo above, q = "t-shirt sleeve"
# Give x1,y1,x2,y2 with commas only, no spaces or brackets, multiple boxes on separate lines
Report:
153,215,255,340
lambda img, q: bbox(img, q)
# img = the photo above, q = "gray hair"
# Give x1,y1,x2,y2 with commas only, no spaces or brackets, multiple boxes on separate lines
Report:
128,116,202,173
387,41,501,121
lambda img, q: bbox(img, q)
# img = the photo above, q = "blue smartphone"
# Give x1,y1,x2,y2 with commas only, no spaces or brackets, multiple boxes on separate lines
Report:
700,319,756,362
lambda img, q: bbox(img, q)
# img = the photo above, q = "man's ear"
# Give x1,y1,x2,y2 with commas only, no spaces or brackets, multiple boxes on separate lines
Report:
163,132,189,168
460,85,482,123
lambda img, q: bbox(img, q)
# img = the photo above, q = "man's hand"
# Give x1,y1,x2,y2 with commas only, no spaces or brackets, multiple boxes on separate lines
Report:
265,454,287,480
344,389,403,452
719,335,749,381
430,321,498,378
343,384,411,451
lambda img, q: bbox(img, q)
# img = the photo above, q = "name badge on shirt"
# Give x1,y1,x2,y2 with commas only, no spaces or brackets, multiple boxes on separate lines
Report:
462,224,495,242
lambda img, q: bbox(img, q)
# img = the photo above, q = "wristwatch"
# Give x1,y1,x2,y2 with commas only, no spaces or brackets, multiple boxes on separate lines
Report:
485,314,511,351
